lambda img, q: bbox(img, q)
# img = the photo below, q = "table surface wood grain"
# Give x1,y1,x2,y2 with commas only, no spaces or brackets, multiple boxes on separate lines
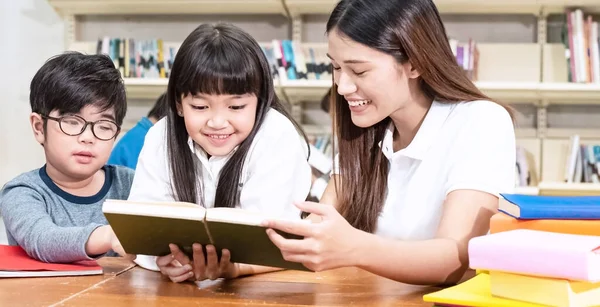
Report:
1,257,459,306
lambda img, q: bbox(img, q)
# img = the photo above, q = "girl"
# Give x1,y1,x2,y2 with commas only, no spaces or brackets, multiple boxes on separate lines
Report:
127,23,313,283
264,0,516,286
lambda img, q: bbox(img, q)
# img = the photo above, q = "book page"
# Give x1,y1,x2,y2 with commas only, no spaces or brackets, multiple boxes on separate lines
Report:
205,208,303,226
103,199,205,221
205,208,271,226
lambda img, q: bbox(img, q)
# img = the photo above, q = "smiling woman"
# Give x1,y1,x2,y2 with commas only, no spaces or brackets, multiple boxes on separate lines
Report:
263,0,516,286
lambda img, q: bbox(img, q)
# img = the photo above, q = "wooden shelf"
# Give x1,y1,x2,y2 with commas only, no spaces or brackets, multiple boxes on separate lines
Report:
48,0,287,15
124,78,167,100
545,128,600,139
541,0,600,14
121,77,600,104
284,0,547,16
302,124,330,135
475,82,539,103
514,186,540,195
539,83,600,104
537,182,600,196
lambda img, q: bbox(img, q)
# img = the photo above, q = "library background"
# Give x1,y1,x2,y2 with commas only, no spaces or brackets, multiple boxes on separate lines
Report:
1,0,600,242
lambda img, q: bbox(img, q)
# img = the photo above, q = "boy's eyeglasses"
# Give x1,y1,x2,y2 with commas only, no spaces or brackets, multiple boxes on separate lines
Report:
41,114,120,141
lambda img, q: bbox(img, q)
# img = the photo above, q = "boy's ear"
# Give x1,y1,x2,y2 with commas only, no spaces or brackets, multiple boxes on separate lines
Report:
30,113,46,146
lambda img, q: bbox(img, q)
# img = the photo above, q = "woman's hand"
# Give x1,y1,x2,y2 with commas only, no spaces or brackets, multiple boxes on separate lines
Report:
155,243,239,283
263,201,365,272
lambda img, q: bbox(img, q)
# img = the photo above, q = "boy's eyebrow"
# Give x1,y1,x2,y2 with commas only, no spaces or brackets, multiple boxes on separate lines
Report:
326,53,368,64
100,113,116,121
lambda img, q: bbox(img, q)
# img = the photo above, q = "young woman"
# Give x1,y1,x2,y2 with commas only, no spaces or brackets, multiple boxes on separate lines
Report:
127,23,313,283
264,0,516,286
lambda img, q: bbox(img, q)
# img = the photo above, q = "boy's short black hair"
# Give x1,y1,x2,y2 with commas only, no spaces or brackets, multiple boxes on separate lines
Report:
147,92,169,120
30,51,127,126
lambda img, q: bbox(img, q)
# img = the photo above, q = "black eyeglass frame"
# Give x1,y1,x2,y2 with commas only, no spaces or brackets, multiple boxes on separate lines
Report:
41,114,121,141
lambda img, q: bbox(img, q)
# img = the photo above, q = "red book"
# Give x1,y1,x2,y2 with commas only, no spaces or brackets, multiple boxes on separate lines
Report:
0,245,103,278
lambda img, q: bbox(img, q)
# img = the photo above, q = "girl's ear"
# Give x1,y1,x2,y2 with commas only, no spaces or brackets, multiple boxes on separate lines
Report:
404,61,421,79
30,113,46,146
176,102,184,117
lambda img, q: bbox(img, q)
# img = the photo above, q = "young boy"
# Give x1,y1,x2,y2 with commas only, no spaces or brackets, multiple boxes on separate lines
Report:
108,92,168,169
0,52,133,263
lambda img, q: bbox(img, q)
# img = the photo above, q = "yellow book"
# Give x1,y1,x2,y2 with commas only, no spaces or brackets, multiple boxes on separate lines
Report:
491,271,600,307
423,273,546,307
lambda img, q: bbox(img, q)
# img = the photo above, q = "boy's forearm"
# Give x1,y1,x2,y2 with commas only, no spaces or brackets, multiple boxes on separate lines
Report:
85,225,114,257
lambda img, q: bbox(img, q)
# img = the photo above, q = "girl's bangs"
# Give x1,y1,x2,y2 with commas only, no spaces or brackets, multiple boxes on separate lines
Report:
176,44,262,97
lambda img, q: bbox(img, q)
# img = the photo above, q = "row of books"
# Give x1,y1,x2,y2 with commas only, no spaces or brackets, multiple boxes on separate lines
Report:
425,193,600,306
449,38,480,82
564,134,600,183
96,37,179,79
516,146,532,187
262,40,332,82
307,134,333,176
265,39,480,83
563,9,600,84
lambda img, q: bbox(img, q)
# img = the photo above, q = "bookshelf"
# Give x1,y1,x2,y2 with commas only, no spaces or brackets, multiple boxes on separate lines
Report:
47,0,600,196
48,0,288,15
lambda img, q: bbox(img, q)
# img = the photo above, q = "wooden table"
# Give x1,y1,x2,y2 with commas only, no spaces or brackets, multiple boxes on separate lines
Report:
1,258,452,306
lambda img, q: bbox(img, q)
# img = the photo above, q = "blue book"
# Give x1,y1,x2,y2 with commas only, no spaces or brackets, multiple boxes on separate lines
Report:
499,193,600,220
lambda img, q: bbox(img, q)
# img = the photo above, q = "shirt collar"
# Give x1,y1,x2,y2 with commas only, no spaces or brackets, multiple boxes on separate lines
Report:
186,137,238,165
380,100,454,160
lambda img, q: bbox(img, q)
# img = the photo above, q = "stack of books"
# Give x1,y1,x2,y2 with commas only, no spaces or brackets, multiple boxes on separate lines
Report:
423,194,600,307
0,245,103,278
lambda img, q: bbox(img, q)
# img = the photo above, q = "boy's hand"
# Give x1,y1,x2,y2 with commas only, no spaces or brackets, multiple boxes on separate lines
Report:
106,227,136,261
86,225,136,260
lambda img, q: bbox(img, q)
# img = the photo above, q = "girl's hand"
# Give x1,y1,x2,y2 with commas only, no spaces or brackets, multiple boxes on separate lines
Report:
263,201,364,272
155,243,239,283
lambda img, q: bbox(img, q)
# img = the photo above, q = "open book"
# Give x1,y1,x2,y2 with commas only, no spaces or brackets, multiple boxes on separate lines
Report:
0,245,103,278
102,199,309,271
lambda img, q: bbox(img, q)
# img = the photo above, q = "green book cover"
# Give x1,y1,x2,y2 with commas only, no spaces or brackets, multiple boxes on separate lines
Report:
103,199,309,271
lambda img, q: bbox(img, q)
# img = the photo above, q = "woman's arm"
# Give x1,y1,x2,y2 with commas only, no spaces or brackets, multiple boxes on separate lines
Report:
266,189,497,285
353,189,497,285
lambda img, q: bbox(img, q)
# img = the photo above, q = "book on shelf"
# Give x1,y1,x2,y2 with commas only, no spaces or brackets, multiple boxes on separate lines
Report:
564,134,600,184
498,193,600,219
0,245,103,278
261,40,332,82
102,199,310,271
490,270,600,307
468,229,600,282
448,38,480,81
562,9,600,84
515,145,531,187
96,37,179,79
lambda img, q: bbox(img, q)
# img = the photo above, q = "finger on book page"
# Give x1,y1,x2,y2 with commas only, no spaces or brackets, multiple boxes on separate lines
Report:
264,219,315,237
294,201,336,217
266,228,312,254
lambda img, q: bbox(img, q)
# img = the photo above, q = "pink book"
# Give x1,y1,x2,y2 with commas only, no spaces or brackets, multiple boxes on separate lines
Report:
468,229,600,282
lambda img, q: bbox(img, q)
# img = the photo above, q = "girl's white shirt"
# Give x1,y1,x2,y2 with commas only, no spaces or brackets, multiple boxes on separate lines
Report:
333,100,516,240
128,109,312,271
129,108,312,218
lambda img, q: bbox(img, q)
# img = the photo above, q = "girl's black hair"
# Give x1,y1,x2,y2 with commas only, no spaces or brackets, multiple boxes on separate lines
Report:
166,23,307,208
